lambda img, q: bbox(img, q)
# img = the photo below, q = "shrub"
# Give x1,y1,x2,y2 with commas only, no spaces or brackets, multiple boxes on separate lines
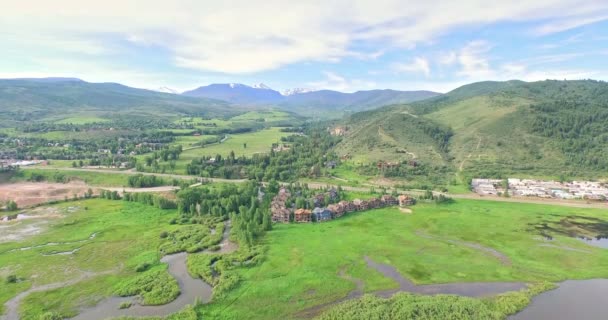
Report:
39,312,62,320
114,267,180,305
6,274,18,283
135,262,151,273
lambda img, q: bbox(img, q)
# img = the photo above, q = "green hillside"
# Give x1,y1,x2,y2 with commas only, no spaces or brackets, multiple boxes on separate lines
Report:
335,79,608,180
0,79,234,125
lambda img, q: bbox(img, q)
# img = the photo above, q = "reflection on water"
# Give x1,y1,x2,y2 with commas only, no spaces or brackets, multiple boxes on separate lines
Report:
510,279,608,320
578,237,608,249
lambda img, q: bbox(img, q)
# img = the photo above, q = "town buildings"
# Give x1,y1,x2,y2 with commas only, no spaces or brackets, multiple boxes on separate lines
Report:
471,178,608,201
294,208,312,223
271,185,413,224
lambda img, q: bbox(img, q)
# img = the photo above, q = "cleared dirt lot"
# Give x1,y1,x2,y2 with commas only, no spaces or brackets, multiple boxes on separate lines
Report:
0,181,180,210
0,182,95,208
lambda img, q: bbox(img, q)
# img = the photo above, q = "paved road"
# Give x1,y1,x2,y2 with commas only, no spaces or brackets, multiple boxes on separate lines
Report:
26,167,608,210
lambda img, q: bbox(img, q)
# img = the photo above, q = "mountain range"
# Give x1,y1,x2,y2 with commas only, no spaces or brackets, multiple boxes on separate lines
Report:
2,76,607,179
0,78,441,122
182,83,440,114
0,78,232,123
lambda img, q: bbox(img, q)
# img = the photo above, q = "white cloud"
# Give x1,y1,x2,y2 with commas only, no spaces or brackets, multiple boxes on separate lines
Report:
456,40,494,78
306,71,376,92
2,0,608,74
435,40,601,85
534,14,608,35
393,57,431,76
439,51,457,65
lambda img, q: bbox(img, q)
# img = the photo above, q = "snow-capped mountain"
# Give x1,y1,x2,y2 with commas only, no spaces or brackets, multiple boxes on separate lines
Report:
252,83,273,90
182,82,441,111
182,83,283,104
154,86,180,94
282,88,315,96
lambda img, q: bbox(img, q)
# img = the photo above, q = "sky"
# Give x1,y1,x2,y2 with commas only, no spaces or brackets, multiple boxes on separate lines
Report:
1,0,607,93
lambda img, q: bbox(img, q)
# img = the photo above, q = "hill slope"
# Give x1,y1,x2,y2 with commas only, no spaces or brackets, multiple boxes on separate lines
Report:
0,78,233,124
279,89,440,114
335,79,608,178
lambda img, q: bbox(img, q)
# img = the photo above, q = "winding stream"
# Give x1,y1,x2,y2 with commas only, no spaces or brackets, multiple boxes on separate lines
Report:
70,221,235,320
70,252,213,320
298,256,526,317
364,256,526,297
0,269,117,320
1,220,234,320
2,232,97,254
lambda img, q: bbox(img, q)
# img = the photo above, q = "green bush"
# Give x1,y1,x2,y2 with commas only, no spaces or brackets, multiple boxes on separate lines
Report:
318,293,499,320
135,262,151,273
5,274,18,283
317,282,556,320
114,267,180,305
39,312,62,320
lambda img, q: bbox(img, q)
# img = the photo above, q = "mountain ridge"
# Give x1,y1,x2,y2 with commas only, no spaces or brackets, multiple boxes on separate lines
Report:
335,79,608,178
0,79,234,123
182,83,441,114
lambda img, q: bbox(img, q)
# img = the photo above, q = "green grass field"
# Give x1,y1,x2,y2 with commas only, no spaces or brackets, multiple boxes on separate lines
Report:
54,116,111,124
174,111,295,130
230,110,292,122
0,200,182,318
199,199,608,319
15,129,131,141
2,194,607,320
16,168,137,187
184,127,288,156
173,117,234,129
173,135,220,149
155,128,290,173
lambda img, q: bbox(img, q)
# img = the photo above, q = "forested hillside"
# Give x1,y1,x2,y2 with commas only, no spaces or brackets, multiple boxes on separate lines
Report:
335,79,608,179
0,79,233,125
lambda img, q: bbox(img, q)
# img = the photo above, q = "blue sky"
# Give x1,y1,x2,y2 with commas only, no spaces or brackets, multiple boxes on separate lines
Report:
1,1,607,93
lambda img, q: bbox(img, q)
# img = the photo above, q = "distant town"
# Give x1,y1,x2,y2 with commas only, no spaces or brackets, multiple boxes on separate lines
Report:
472,178,608,201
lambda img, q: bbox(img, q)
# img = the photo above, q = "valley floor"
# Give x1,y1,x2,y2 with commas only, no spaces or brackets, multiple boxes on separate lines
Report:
18,166,608,210
1,186,607,320
198,200,608,319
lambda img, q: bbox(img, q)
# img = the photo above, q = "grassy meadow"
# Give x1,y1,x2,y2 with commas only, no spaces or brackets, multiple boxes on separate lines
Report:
230,110,293,122
2,192,607,320
174,110,296,130
180,127,289,158
0,199,184,318
53,116,111,124
148,127,291,174
14,168,144,187
198,199,608,319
